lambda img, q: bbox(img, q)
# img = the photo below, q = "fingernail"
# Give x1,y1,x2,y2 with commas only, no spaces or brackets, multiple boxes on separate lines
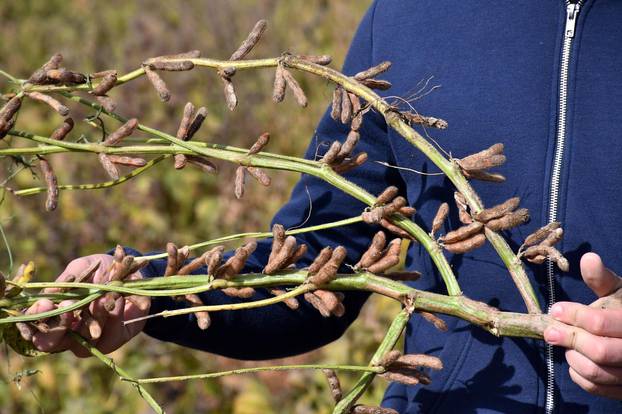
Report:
550,303,563,319
544,327,561,344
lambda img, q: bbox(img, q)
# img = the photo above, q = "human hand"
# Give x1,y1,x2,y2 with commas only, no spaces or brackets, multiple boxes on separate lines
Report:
543,252,622,399
24,253,150,357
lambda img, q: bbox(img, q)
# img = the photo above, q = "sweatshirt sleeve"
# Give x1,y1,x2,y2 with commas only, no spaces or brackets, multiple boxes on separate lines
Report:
137,0,406,360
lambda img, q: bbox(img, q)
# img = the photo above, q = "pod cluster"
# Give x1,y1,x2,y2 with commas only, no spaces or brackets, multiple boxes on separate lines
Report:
518,222,568,271
456,143,506,183
375,349,443,387
234,132,272,199
362,186,416,239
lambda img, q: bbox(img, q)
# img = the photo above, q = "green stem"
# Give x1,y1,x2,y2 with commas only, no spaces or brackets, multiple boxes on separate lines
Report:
71,333,164,414
130,364,383,384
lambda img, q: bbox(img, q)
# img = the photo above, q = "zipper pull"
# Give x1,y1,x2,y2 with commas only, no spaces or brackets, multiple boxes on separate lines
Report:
565,3,581,38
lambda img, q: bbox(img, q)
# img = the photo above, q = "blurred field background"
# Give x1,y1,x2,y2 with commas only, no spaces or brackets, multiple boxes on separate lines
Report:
0,1,406,413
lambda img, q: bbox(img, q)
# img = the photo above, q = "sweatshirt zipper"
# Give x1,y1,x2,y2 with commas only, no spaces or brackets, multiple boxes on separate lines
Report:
545,1,582,413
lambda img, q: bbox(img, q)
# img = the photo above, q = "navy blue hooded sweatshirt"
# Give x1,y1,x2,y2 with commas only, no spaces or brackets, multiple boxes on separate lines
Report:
131,1,622,412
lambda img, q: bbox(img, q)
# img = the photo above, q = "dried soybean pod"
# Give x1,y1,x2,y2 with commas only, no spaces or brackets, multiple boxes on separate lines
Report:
0,96,22,131
395,354,443,371
98,153,120,180
264,236,298,274
314,290,345,317
308,247,333,275
322,369,343,402
28,53,63,84
91,71,117,96
360,78,393,90
230,19,268,61
307,246,347,285
109,255,135,281
353,405,399,414
379,218,413,239
270,288,300,310
354,61,392,80
431,202,450,235
128,259,149,275
418,311,448,332
26,92,69,116
367,255,400,274
475,197,520,222
332,152,368,174
356,231,387,269
523,222,561,247
217,241,257,278
177,251,210,275
268,224,286,264
90,69,117,79
177,246,190,266
377,350,402,368
541,227,564,247
185,106,208,139
349,93,363,130
340,88,352,124
272,65,287,103
399,205,416,217
104,118,138,146
485,208,530,231
283,243,308,268
459,154,506,171
464,169,506,183
164,243,179,276
222,77,238,111
176,102,195,140
96,95,117,112
381,370,421,386
144,65,170,102
248,132,270,155
299,55,332,65
331,87,342,121
338,130,360,159
321,140,342,164
443,233,486,254
234,166,246,199
50,118,74,140
441,222,484,244
186,156,218,175
282,69,308,107
148,60,194,71
152,50,201,60
107,155,147,167
206,246,224,275
376,186,399,206
39,157,58,211
304,292,331,317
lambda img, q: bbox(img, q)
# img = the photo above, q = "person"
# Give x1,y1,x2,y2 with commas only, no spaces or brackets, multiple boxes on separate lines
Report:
26,1,622,412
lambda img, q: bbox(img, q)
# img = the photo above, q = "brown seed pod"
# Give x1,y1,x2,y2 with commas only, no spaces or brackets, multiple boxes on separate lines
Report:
402,112,448,129
349,93,363,130
376,186,399,206
321,140,342,165
356,231,387,269
107,155,147,168
332,152,368,174
186,156,218,175
26,92,69,116
0,96,22,126
50,118,74,141
91,71,118,96
283,244,308,268
453,192,472,224
322,369,342,402
176,102,196,140
463,169,506,183
299,55,332,65
443,233,487,254
39,157,58,211
441,222,484,244
360,78,392,90
234,166,246,199
399,206,416,217
98,153,120,180
206,246,225,275
281,69,308,107
177,251,211,275
377,350,402,368
379,218,413,239
109,255,135,282
523,222,561,247
268,224,286,263
270,288,300,310
28,53,63,84
308,247,333,275
272,65,287,103
392,354,443,371
485,208,530,231
265,235,298,274
475,197,520,223
521,245,569,272
147,60,194,71
354,61,392,80
222,287,256,298
307,246,347,285
340,88,352,124
230,20,268,61
128,259,149,275
541,227,564,247
152,50,201,60
352,405,399,414
45,68,87,85
367,248,401,274
216,241,257,279
90,70,117,79
248,132,270,155
222,76,238,111
104,118,138,146
338,130,360,159
314,290,345,317
144,66,170,102
185,106,208,140
380,370,423,386
459,154,506,172
177,246,190,265
164,243,179,276
304,292,331,317
245,167,271,185
418,311,448,332
95,95,117,112
431,202,450,235
330,87,342,121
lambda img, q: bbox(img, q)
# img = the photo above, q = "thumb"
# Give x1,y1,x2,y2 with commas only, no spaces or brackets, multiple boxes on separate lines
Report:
580,252,622,298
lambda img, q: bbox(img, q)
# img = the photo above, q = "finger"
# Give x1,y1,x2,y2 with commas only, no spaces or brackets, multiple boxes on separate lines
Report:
123,296,149,338
566,349,622,386
544,324,622,365
550,301,622,337
95,297,127,354
569,366,622,399
580,253,622,298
